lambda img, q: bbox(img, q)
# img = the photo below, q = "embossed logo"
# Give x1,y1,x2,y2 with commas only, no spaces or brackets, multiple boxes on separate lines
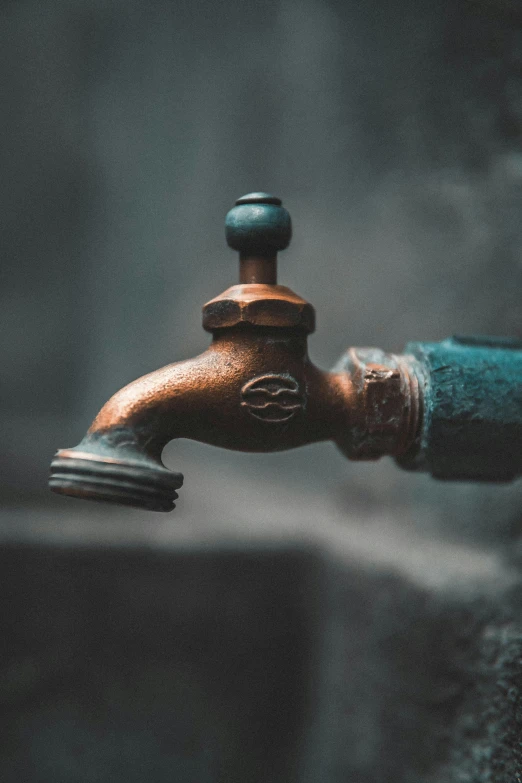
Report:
240,374,305,423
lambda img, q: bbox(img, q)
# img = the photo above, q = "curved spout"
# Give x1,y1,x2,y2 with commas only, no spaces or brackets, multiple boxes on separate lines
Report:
50,327,354,511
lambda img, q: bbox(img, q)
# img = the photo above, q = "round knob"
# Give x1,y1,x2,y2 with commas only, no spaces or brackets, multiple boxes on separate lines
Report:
225,193,292,255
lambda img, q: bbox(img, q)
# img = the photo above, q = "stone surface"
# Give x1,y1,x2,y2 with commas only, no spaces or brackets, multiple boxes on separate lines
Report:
1,505,521,782
0,542,318,783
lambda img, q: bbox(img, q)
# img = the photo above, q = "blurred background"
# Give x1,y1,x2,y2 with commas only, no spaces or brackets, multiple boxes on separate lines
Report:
2,0,522,781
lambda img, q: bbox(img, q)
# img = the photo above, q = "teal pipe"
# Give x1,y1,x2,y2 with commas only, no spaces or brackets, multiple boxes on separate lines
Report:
399,336,522,482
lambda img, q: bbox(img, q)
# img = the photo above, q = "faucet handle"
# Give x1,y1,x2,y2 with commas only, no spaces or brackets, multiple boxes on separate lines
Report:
203,192,313,328
225,193,292,257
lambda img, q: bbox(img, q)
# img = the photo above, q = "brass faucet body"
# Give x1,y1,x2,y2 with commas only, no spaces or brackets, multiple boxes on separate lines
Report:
49,194,422,511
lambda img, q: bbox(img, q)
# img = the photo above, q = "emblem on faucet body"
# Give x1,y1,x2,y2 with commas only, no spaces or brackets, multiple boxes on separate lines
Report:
240,374,305,423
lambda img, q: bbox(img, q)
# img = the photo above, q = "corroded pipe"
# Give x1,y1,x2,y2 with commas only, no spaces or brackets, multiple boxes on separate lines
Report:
51,191,522,513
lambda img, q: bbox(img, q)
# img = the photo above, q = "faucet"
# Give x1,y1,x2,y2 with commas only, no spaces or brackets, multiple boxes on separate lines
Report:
49,193,522,511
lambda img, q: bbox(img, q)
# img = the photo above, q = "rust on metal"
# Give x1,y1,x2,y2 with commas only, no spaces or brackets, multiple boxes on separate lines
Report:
202,283,315,332
239,254,277,284
332,348,422,460
49,193,424,512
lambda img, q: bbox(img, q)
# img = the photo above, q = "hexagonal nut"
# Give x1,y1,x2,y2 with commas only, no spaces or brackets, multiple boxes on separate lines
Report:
202,285,315,333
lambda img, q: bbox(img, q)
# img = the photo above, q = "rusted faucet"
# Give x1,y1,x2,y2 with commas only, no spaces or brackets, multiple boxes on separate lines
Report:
49,193,522,511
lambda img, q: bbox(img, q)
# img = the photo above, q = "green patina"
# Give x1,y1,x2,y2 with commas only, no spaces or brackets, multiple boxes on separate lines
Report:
399,336,522,482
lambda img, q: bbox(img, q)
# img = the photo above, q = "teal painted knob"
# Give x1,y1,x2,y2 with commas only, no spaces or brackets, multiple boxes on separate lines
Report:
225,193,292,255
